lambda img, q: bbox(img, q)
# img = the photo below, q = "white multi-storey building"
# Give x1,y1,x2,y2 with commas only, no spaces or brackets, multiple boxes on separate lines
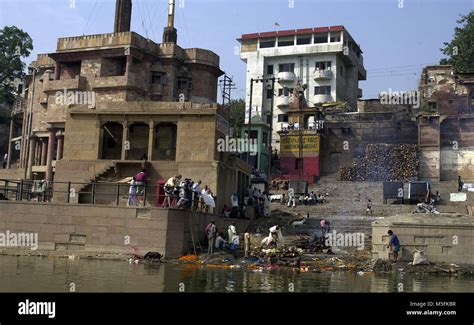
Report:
238,25,366,151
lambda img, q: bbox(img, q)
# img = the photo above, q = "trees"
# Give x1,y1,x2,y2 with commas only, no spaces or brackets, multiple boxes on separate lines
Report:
440,11,474,73
0,26,33,105
228,98,245,137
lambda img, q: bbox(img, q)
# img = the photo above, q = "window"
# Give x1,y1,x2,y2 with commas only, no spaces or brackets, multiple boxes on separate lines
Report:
17,84,23,94
314,86,331,95
151,72,166,84
266,115,272,124
262,132,268,145
278,87,293,96
248,130,258,139
266,89,273,99
177,77,192,90
428,101,437,109
259,38,275,48
330,33,341,42
315,61,332,70
314,33,327,43
267,65,274,75
278,114,288,122
278,37,294,47
279,63,295,73
297,35,311,45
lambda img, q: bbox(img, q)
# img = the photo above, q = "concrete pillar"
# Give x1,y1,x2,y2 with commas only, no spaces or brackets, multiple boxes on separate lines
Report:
45,128,56,181
26,135,37,180
56,134,64,160
121,122,128,160
147,121,154,161
125,55,133,79
35,140,41,166
54,61,60,80
40,138,47,166
6,119,13,169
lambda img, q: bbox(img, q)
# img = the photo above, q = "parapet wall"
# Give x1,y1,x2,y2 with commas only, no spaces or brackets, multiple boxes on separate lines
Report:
0,202,249,259
372,214,474,264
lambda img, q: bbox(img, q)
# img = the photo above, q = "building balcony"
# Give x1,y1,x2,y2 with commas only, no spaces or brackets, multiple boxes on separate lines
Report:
314,94,333,103
11,99,26,116
277,72,296,83
276,96,290,108
42,75,87,92
313,69,333,80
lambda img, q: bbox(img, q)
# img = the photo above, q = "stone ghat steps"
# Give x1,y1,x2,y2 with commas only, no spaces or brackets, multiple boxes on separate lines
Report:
54,233,87,251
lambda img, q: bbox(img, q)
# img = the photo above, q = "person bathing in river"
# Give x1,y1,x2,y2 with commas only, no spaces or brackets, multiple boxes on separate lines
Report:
388,230,401,262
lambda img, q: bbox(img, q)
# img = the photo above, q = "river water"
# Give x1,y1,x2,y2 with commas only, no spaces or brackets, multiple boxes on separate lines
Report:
0,255,473,293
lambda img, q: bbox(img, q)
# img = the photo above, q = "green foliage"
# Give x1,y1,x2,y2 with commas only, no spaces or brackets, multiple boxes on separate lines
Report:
440,11,474,73
228,99,245,136
0,26,33,105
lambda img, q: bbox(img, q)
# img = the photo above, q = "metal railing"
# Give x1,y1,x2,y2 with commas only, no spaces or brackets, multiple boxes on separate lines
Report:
0,179,215,212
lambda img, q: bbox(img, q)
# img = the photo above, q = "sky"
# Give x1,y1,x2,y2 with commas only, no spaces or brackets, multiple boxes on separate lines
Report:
0,0,472,100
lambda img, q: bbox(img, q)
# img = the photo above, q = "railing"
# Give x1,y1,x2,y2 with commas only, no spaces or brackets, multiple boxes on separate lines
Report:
11,99,26,116
0,179,215,213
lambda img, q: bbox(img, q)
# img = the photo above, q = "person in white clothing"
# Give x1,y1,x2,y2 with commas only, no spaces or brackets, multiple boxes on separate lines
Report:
127,177,139,207
227,222,238,244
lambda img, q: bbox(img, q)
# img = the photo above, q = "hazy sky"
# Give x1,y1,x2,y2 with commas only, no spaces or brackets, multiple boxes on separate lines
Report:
1,0,472,100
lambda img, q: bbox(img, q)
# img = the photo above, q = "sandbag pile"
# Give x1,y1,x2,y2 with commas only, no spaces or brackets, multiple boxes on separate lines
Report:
340,144,419,181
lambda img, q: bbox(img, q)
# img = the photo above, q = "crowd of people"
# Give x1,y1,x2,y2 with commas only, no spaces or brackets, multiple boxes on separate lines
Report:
283,189,327,208
160,174,215,212
205,220,240,254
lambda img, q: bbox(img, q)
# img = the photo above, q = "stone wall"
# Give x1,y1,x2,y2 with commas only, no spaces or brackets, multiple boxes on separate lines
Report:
0,201,249,259
372,214,474,264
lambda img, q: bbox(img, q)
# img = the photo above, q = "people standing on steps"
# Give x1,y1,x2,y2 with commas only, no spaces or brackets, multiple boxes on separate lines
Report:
228,222,238,245
127,177,139,207
162,174,181,208
205,220,217,255
458,175,464,192
192,180,201,210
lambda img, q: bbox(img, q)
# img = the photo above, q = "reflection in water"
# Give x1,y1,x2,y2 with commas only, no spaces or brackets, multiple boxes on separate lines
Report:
0,256,472,293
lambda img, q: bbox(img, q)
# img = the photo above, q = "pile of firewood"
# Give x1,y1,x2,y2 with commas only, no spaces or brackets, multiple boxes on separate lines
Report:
340,144,419,181
269,178,289,191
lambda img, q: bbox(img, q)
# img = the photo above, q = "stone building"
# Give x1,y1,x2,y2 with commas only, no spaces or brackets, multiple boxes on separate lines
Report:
417,65,474,181
2,0,250,210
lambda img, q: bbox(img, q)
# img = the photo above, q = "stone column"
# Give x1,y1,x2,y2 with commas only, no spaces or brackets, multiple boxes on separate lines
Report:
121,122,128,160
40,138,48,166
54,61,60,80
45,128,56,181
35,140,41,166
6,119,13,169
26,135,37,180
56,133,64,161
125,55,133,80
147,121,154,161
